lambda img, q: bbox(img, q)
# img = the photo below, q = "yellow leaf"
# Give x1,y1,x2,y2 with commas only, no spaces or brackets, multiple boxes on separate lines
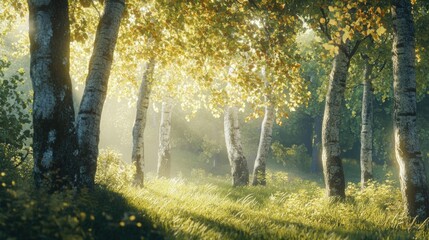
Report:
320,18,326,24
342,26,353,43
328,6,335,12
342,32,350,43
376,7,382,14
322,43,335,51
329,19,337,26
376,26,386,36
335,12,341,18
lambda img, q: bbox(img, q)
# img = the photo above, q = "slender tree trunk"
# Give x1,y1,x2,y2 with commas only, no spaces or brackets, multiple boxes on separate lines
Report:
252,101,275,186
224,106,249,186
28,0,77,191
157,101,173,178
322,47,350,199
311,115,322,173
360,60,373,188
131,59,155,187
212,157,217,170
76,0,125,188
392,0,429,221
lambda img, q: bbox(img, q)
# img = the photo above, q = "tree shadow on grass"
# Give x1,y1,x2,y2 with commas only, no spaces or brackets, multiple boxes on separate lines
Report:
169,209,416,240
76,185,166,240
144,182,417,240
0,181,166,240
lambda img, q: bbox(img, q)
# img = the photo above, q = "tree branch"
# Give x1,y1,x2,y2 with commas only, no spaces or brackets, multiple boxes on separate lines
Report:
319,8,332,41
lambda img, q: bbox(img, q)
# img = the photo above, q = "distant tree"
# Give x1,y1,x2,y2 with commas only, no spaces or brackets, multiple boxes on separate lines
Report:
357,47,389,188
224,106,249,186
359,54,374,187
131,59,155,186
157,100,173,178
252,92,274,186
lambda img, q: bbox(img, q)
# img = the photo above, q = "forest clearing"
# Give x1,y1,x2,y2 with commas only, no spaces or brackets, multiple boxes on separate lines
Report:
2,160,429,239
1,0,429,239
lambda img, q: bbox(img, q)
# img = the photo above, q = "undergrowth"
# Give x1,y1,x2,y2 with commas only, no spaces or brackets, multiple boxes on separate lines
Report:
1,150,428,239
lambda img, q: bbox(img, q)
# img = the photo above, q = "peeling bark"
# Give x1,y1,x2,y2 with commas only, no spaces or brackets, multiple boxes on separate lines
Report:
360,60,373,188
252,101,274,186
76,0,125,188
321,47,350,199
224,106,249,186
157,101,173,178
28,0,77,191
392,0,429,221
131,60,155,187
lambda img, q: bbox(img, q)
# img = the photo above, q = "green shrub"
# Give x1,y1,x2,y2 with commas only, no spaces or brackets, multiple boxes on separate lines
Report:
198,135,221,164
0,56,32,180
271,142,311,171
95,149,134,190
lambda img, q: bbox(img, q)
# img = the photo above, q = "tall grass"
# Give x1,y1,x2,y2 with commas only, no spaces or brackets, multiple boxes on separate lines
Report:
118,171,428,240
1,150,428,239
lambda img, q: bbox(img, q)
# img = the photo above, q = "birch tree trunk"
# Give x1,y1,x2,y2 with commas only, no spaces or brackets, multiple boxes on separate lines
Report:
76,0,125,188
392,0,429,221
157,101,173,178
321,48,350,199
131,59,155,187
224,106,249,186
28,0,77,191
360,60,373,188
252,101,275,186
311,115,322,173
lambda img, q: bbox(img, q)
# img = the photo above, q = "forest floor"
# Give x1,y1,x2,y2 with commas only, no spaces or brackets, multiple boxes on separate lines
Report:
114,170,429,240
1,162,429,239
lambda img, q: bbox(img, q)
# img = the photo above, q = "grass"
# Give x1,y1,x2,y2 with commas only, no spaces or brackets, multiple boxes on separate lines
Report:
115,171,428,240
1,152,428,239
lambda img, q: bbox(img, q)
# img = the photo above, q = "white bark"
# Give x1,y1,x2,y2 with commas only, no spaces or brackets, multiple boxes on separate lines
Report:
392,0,429,221
28,0,77,190
157,101,173,178
224,106,249,186
76,0,125,188
131,59,155,187
252,102,275,186
360,60,373,188
322,47,350,199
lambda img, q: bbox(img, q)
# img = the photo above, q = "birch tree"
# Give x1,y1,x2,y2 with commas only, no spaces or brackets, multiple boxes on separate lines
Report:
321,47,350,198
224,106,249,186
306,1,387,198
131,59,155,187
311,115,323,173
359,56,374,188
252,99,274,186
28,0,79,190
391,0,429,221
76,0,125,189
157,100,173,178
28,0,125,190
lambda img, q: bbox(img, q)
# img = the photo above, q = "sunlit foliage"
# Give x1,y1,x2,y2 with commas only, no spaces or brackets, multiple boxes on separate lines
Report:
0,57,31,174
1,0,429,238
271,143,311,171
